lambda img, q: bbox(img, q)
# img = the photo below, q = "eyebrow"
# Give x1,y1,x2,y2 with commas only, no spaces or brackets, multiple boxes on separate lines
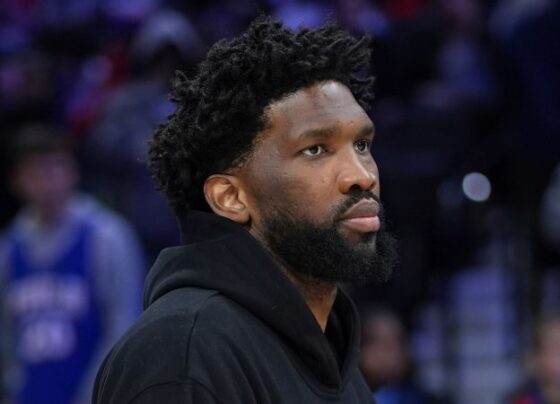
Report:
295,125,339,141
295,123,374,141
359,124,375,137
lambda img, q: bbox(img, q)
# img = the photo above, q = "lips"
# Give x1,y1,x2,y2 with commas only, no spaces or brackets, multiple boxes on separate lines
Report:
339,199,381,233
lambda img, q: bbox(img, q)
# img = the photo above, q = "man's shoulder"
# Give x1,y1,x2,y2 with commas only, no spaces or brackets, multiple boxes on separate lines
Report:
96,287,243,402
143,287,268,357
104,287,255,371
122,287,224,348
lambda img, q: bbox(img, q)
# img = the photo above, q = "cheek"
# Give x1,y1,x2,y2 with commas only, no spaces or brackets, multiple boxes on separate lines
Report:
257,173,303,210
48,166,75,193
246,148,339,220
269,170,334,215
15,173,40,200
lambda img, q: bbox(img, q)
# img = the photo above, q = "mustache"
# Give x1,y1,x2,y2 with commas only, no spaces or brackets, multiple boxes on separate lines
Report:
334,190,382,221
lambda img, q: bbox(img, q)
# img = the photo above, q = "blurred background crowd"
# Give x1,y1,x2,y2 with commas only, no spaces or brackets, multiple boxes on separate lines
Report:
0,0,559,403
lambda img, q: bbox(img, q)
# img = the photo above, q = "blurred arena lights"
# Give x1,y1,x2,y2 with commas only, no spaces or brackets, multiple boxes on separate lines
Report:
462,172,491,202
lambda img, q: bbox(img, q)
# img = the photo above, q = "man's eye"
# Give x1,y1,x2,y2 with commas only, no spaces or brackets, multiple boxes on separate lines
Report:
355,139,371,153
302,145,326,156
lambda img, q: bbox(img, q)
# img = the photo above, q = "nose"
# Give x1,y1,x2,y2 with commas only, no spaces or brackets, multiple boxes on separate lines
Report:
337,153,378,194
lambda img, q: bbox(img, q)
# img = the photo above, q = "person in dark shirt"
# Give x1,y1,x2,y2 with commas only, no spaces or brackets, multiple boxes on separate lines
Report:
93,16,398,404
508,314,560,404
360,307,444,404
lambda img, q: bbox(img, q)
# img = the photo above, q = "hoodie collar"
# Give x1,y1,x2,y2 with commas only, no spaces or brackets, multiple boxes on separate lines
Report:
144,210,361,391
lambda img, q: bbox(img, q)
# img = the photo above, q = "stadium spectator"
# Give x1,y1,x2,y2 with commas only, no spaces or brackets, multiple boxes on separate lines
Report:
508,314,560,404
0,125,144,404
84,10,205,260
360,307,444,404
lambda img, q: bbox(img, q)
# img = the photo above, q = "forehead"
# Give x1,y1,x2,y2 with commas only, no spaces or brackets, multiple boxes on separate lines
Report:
541,321,560,340
20,151,71,166
263,81,370,141
16,151,73,173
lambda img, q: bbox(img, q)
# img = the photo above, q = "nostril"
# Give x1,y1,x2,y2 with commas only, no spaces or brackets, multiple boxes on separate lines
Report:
349,184,362,193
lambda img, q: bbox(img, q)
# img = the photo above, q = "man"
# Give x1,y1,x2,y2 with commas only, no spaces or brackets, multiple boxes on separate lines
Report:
93,16,397,404
360,308,442,404
509,314,560,404
0,126,144,404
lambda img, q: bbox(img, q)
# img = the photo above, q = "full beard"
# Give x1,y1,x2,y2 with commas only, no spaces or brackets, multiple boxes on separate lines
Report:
259,192,398,284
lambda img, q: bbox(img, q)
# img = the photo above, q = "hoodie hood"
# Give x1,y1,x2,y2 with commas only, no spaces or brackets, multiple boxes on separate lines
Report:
143,210,362,391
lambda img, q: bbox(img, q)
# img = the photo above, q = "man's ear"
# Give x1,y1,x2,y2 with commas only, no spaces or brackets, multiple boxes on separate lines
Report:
203,174,250,224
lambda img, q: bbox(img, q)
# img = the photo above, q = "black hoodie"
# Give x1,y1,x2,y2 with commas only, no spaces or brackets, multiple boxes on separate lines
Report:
93,211,374,403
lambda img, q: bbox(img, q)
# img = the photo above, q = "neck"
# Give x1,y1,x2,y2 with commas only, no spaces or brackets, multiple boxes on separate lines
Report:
34,199,69,228
38,209,59,226
250,227,338,332
543,382,560,404
285,272,337,332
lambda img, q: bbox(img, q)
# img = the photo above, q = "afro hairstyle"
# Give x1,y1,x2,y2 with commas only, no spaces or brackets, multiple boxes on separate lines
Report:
148,15,374,217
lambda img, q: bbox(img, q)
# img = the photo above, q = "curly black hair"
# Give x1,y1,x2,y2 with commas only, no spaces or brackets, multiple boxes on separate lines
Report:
148,15,374,216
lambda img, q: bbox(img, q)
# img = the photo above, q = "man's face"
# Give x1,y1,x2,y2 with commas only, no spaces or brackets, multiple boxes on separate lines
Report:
361,315,409,389
239,81,396,283
13,152,77,214
532,321,560,385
